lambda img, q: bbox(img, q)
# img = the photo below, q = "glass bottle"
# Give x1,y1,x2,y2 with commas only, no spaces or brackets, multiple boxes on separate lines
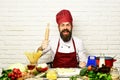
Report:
110,67,120,80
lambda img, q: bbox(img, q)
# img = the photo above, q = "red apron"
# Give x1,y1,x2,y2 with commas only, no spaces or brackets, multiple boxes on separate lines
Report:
53,39,78,68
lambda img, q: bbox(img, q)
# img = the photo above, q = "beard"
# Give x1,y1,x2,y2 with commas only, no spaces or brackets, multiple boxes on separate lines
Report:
60,29,72,42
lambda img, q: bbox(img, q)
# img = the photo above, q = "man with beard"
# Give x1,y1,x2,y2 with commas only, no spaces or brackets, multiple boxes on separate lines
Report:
37,9,87,68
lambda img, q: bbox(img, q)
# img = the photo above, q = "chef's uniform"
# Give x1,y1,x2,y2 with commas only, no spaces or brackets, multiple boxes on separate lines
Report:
43,37,87,68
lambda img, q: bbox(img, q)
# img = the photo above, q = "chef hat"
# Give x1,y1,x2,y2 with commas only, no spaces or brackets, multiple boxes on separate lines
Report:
56,9,73,25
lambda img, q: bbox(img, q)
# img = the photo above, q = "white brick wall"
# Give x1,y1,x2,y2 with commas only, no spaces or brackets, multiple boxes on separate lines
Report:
0,0,120,72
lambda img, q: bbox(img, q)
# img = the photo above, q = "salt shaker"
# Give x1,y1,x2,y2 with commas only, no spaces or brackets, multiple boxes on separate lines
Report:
99,53,105,67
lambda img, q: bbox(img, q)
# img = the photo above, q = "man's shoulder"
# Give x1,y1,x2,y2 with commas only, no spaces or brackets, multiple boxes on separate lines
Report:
73,36,83,42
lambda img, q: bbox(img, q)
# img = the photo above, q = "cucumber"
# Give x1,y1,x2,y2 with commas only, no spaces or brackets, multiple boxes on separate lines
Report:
79,67,88,76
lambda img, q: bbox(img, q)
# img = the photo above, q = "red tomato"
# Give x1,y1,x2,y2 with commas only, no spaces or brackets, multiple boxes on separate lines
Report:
18,70,21,74
8,73,12,78
11,72,14,77
87,65,92,71
11,76,15,80
13,69,18,73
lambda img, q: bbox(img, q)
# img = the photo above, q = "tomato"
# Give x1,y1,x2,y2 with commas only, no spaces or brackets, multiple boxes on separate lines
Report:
8,72,12,78
11,76,15,80
8,68,22,79
87,65,92,71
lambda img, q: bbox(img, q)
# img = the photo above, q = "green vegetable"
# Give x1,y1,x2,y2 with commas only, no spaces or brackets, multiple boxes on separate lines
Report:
0,68,12,80
70,76,77,80
1,68,12,74
79,67,112,80
107,75,112,80
87,71,96,78
91,72,112,80
79,67,87,76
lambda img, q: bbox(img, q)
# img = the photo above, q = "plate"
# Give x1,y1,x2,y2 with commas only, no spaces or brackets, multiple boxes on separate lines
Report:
54,68,81,77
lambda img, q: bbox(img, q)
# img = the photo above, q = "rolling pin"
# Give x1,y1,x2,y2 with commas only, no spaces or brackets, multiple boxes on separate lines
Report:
44,23,50,40
37,23,50,52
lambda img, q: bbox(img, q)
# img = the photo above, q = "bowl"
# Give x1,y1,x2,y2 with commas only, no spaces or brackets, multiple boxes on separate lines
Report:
36,67,48,72
36,63,48,72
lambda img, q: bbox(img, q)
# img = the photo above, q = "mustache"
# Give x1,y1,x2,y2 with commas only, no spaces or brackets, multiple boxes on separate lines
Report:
61,29,70,33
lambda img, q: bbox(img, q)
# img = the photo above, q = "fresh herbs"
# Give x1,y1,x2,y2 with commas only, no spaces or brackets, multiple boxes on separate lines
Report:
79,65,112,80
0,68,12,80
70,75,78,80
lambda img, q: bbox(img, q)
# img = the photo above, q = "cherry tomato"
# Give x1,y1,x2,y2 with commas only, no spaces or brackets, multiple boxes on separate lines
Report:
8,72,12,78
87,65,92,71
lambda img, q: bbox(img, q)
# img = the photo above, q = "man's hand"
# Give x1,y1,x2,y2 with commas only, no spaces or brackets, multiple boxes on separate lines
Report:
79,62,86,68
37,40,49,51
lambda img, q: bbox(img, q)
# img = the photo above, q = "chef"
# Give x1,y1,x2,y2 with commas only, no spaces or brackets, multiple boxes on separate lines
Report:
37,9,87,68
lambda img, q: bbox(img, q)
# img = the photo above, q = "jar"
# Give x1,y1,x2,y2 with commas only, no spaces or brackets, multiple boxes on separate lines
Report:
110,67,120,80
